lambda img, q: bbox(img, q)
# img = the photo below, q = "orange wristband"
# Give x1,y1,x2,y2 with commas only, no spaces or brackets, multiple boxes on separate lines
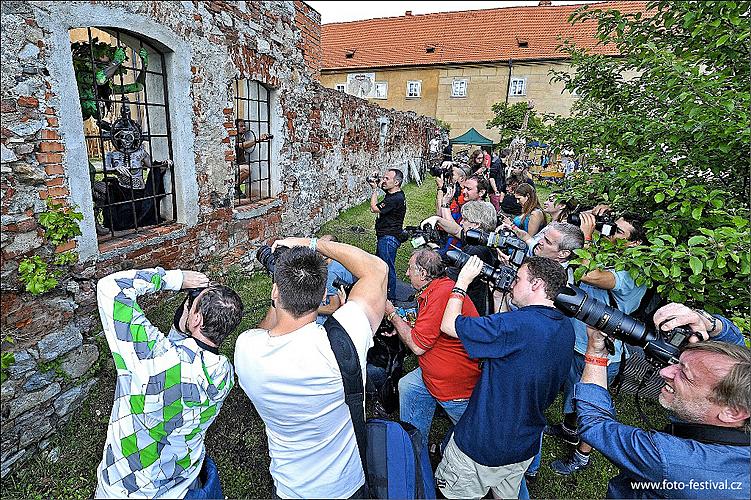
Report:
584,354,608,366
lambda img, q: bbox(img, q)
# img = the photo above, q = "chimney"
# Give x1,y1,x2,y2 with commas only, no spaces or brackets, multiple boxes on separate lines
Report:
538,1,552,6
405,10,412,16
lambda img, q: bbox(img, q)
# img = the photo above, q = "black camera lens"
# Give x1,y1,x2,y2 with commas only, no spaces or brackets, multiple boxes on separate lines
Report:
445,249,517,292
173,287,207,333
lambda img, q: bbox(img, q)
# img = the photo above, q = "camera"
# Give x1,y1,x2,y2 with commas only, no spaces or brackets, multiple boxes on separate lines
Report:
366,173,381,184
172,287,207,333
463,228,528,267
554,285,694,366
567,212,616,237
256,244,289,276
445,249,518,292
429,161,454,193
332,277,355,296
402,223,445,248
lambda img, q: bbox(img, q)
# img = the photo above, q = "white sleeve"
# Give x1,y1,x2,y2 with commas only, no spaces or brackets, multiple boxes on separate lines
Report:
332,302,374,368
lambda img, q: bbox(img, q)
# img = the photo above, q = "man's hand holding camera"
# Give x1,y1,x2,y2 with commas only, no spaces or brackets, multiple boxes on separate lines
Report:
181,270,210,290
455,255,484,291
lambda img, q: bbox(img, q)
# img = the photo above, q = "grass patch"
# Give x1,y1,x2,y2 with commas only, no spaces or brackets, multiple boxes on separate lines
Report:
2,179,667,499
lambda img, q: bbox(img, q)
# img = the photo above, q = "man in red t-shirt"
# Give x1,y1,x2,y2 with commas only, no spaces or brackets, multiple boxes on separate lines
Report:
384,248,481,450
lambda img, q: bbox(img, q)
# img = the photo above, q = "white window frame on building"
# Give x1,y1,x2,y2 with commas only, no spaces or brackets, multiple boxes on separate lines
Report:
374,81,388,99
335,83,345,92
509,77,527,97
406,80,422,98
451,79,468,98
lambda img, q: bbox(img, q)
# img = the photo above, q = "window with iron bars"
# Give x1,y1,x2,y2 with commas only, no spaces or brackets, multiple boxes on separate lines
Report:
233,79,272,203
69,27,176,242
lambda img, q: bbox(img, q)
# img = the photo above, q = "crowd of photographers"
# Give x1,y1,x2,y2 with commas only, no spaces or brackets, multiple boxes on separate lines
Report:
91,142,749,499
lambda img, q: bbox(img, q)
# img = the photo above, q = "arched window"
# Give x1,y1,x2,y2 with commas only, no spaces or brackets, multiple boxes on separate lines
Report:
69,27,176,242
234,79,272,203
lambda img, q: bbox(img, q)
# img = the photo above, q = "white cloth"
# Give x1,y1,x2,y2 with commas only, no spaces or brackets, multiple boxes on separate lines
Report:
234,301,374,499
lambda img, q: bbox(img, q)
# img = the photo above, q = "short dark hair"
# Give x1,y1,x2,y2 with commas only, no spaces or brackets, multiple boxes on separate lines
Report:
467,175,489,200
388,168,403,186
621,212,648,243
413,248,446,279
197,285,244,346
274,246,328,318
523,256,568,300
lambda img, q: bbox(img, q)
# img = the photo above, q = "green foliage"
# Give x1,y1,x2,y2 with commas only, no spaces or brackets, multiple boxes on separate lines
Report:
18,255,59,295
18,199,81,296
434,118,452,132
542,1,750,322
1,336,16,384
486,101,544,146
39,198,83,247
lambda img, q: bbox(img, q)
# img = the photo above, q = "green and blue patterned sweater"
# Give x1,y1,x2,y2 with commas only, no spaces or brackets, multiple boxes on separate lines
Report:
94,268,233,498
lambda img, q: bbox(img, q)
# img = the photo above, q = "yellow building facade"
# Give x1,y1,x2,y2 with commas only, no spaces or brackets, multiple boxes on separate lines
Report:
320,60,577,143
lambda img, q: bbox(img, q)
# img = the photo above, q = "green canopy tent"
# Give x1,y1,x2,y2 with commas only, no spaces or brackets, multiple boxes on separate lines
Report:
450,127,494,146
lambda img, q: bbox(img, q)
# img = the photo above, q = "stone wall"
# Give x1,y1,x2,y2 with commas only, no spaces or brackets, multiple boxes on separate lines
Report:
0,0,434,477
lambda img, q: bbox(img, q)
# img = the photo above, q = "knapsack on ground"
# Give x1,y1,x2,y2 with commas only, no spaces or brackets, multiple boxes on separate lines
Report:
324,315,436,500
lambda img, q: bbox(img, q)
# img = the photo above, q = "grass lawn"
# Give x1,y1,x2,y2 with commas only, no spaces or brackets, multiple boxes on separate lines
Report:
1,178,668,499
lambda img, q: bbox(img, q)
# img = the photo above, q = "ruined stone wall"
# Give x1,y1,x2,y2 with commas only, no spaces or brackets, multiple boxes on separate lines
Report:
0,0,434,477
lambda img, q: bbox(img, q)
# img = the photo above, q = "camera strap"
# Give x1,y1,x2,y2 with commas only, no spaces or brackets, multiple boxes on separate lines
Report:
663,422,750,447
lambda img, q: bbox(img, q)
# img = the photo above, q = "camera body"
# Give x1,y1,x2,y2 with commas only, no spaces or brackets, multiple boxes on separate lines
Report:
256,244,289,277
554,285,694,366
445,249,518,292
332,277,355,296
463,228,528,267
402,223,445,248
567,212,616,237
366,173,381,184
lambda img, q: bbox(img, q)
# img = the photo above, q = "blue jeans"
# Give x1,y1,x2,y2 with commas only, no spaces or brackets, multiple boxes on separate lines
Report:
376,235,400,301
398,367,469,450
185,455,223,499
563,352,620,414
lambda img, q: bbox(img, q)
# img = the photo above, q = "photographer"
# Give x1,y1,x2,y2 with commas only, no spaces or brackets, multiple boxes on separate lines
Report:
95,268,244,499
488,148,509,211
574,308,749,499
235,237,387,499
423,200,499,315
436,256,575,498
369,168,406,301
547,210,650,476
384,248,481,450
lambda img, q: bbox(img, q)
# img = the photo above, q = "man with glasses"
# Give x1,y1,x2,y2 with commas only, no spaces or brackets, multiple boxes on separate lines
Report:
437,255,574,499
95,268,244,498
369,168,406,301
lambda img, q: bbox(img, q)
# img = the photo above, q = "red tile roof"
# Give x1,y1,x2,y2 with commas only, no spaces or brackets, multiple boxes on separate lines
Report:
321,1,649,70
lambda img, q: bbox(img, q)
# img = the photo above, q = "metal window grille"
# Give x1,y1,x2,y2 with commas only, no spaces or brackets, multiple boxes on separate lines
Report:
234,79,272,203
69,27,176,242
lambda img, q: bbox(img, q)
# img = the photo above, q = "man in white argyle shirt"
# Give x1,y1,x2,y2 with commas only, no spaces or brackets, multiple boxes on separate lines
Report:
95,268,243,498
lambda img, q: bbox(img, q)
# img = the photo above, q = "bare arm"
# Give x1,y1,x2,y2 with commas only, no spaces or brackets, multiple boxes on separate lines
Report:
581,269,616,290
434,215,462,238
526,210,545,237
388,314,426,356
370,188,381,213
440,255,484,337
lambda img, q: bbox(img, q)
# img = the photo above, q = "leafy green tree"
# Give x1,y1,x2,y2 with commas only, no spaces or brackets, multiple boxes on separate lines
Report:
486,101,544,146
542,1,750,328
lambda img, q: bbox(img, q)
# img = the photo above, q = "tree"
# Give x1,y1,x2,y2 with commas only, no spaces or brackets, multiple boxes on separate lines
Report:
542,1,750,328
486,101,544,147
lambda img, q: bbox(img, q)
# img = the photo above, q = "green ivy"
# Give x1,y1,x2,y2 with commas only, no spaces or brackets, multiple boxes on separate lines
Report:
18,199,82,296
1,336,15,384
18,255,59,295
39,198,83,247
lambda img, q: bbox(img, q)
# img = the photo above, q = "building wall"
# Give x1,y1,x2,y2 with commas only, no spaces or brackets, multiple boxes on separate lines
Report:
323,60,580,143
0,0,434,477
320,67,440,118
294,1,322,80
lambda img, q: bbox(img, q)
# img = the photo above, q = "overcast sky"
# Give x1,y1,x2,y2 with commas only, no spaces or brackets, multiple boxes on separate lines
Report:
307,1,597,24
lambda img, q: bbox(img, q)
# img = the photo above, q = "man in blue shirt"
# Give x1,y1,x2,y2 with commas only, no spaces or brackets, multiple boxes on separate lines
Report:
575,304,750,499
548,209,649,475
436,255,575,498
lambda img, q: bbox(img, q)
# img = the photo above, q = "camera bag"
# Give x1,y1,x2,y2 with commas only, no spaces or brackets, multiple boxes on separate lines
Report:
324,315,436,500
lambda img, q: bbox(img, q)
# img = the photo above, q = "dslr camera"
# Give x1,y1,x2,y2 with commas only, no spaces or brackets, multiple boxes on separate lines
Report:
567,211,616,238
463,228,528,267
402,223,445,248
554,285,695,366
366,173,381,185
256,244,289,277
429,161,454,193
444,249,518,293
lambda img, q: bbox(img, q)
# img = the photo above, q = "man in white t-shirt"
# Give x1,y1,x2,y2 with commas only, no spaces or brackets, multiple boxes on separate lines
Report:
235,237,387,499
